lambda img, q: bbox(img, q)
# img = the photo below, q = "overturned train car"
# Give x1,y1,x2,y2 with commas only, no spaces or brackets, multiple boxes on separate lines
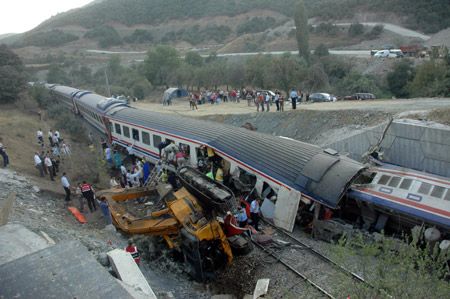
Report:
46,84,450,242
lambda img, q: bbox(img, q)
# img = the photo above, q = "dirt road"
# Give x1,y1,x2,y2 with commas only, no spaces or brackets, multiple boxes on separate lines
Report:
133,97,450,116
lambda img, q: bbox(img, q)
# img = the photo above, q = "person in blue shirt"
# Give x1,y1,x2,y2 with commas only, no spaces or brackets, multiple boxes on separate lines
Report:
99,196,112,226
290,89,298,110
250,198,261,231
237,206,248,228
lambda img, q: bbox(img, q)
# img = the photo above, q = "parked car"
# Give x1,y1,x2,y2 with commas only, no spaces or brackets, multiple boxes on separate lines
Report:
255,90,276,99
374,50,390,58
344,93,376,101
309,93,334,103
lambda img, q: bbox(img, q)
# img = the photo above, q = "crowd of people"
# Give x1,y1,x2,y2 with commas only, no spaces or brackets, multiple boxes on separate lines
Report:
176,88,312,113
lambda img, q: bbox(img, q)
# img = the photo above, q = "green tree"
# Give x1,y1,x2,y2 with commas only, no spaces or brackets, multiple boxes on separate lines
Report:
386,60,415,98
304,63,329,92
0,44,27,103
294,0,310,64
47,63,69,85
185,51,204,67
144,45,181,88
348,23,364,37
408,60,447,97
267,53,304,95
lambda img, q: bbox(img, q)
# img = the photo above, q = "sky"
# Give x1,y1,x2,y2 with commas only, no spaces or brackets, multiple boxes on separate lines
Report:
0,1,93,35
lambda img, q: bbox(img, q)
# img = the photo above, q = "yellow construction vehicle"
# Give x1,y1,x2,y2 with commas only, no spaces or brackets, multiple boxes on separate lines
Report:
97,166,251,281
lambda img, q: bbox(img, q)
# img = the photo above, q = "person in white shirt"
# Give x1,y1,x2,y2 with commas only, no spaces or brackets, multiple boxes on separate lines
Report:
126,141,136,164
120,165,127,184
37,129,44,147
52,134,59,148
55,130,61,143
44,156,54,181
34,152,44,177
105,147,113,165
61,172,71,201
110,176,120,189
265,93,270,112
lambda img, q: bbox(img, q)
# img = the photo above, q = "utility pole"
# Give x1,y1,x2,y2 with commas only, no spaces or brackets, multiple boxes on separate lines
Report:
104,69,111,97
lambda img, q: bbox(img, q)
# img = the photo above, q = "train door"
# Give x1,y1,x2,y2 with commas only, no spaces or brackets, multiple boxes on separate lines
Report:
102,116,112,144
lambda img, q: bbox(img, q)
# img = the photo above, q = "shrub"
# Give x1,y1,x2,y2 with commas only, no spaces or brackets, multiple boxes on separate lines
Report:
46,105,85,137
329,233,450,298
348,23,364,37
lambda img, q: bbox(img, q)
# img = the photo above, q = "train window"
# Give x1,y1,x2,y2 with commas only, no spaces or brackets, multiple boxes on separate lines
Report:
142,132,150,145
388,176,401,188
378,175,391,185
418,182,432,195
123,126,130,138
132,129,140,141
115,124,121,135
399,179,413,190
430,186,445,199
153,135,162,146
444,190,450,201
109,122,114,133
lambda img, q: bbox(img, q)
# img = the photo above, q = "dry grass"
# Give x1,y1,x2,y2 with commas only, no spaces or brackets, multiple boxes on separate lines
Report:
0,104,110,195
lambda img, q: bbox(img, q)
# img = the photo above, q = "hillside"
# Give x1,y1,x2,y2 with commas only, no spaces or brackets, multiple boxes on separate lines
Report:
2,0,448,52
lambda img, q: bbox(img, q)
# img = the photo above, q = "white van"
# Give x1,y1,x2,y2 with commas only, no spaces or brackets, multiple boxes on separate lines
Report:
374,50,389,58
389,49,404,58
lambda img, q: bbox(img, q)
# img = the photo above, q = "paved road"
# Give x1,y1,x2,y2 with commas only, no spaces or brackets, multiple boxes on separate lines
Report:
335,22,430,40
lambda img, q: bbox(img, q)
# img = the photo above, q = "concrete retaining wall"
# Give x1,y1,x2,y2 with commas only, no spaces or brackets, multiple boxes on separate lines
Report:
325,119,450,177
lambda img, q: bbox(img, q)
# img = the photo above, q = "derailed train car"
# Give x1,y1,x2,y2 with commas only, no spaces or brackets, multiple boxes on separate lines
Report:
47,84,450,245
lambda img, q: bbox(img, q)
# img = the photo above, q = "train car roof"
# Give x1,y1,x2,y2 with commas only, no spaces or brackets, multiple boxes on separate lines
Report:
108,107,366,208
52,85,80,95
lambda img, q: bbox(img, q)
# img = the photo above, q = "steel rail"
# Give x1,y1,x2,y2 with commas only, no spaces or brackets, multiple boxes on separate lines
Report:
260,218,368,283
251,239,334,299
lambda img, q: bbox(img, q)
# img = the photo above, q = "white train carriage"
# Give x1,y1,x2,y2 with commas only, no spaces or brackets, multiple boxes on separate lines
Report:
348,164,450,234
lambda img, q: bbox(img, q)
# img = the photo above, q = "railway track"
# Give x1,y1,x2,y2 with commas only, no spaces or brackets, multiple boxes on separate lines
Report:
250,218,379,298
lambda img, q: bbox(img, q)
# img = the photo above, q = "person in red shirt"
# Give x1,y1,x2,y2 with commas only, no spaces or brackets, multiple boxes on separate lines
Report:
125,240,140,264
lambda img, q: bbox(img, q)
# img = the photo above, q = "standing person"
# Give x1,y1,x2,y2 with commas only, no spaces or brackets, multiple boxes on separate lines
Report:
125,240,141,264
55,129,61,143
48,129,54,146
44,155,54,181
290,89,297,110
61,173,71,202
72,183,86,213
279,93,284,111
100,138,107,157
52,133,59,148
255,93,260,112
34,152,44,177
250,198,261,231
168,171,178,190
37,128,44,147
105,146,113,165
81,181,97,212
99,197,112,227
126,141,136,164
37,109,42,121
246,92,252,106
0,137,9,168
274,91,280,111
265,92,270,112
120,164,127,185
114,151,121,169
237,206,248,228
259,93,264,112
